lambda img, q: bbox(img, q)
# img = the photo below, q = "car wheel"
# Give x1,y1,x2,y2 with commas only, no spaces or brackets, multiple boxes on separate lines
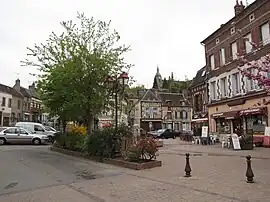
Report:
32,138,41,145
47,135,53,143
0,138,6,145
173,136,176,139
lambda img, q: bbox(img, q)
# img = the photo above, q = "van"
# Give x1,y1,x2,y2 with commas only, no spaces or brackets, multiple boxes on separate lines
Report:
15,122,56,142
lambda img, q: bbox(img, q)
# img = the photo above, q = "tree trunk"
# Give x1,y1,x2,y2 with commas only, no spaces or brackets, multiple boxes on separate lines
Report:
62,120,67,135
87,114,94,135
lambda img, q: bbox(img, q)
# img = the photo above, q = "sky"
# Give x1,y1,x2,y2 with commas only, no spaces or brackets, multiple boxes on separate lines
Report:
1,0,254,89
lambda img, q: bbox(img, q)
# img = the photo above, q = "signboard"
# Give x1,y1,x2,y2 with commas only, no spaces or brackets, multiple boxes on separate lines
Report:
201,126,208,137
231,134,241,150
265,127,270,136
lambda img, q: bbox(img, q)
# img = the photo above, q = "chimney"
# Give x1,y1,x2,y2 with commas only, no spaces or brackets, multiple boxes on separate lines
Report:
234,0,245,16
14,79,20,92
29,82,36,94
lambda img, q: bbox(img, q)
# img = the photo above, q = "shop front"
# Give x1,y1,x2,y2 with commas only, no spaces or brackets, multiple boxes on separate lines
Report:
209,96,270,138
191,113,208,136
211,111,241,135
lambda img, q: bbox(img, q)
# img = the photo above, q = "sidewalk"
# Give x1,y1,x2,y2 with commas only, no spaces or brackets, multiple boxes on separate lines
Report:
160,140,270,159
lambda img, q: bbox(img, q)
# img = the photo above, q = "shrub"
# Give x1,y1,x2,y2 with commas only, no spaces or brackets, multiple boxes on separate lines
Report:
54,132,85,151
126,136,158,162
71,125,87,135
82,127,114,158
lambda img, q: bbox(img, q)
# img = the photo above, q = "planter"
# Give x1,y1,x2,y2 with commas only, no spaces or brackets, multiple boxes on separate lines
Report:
104,158,162,170
50,146,162,170
155,139,164,147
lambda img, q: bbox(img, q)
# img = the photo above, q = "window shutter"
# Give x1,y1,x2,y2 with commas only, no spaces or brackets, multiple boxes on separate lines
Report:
251,27,259,47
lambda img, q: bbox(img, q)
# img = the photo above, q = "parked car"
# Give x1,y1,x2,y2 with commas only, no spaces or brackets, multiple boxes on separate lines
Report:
15,122,56,142
44,126,57,132
0,127,49,145
149,129,179,139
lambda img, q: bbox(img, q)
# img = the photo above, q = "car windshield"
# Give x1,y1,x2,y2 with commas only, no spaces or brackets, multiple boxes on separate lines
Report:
0,127,7,132
157,129,165,133
45,126,56,131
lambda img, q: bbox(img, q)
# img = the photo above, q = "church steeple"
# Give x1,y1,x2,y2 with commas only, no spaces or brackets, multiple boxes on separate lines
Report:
152,65,163,89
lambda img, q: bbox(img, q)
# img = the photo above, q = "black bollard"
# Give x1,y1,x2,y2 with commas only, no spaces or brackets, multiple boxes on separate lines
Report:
246,155,254,183
184,153,192,177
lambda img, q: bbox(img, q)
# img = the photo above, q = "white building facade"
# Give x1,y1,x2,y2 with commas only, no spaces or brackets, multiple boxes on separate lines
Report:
0,92,12,126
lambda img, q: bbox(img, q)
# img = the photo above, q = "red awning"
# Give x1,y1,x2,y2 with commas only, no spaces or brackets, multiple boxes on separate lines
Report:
239,108,266,116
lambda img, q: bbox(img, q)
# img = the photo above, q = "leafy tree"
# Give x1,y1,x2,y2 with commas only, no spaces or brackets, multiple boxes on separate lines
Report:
126,84,145,95
239,53,270,91
22,13,132,134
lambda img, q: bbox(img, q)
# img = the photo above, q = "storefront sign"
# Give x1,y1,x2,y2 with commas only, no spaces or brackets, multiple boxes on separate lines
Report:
231,134,241,150
240,108,264,116
201,126,208,137
264,127,270,136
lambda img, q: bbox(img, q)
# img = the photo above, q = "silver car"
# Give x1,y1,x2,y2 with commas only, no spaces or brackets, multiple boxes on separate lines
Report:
0,127,49,145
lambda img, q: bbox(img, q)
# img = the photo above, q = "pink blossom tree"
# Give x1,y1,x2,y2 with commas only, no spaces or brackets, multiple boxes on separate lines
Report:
238,40,270,91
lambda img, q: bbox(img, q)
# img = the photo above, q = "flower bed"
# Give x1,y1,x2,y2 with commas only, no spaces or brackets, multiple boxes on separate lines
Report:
52,125,162,170
50,146,162,170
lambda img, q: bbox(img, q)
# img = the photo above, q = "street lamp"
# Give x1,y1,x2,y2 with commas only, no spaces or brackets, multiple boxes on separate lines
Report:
106,72,129,158
106,72,129,129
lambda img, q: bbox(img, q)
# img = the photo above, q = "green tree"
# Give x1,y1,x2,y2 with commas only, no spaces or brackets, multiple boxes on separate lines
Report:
22,13,132,134
126,85,145,95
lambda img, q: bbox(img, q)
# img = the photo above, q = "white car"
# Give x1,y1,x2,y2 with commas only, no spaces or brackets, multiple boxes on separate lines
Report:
15,122,56,142
0,127,48,145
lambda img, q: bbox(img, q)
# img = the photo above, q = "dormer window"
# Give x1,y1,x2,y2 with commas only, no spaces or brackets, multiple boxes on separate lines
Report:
230,27,235,34
201,70,206,77
216,38,220,44
249,13,255,22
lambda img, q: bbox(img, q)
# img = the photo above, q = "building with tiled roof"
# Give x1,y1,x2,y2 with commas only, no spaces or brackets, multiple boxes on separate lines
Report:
0,83,24,126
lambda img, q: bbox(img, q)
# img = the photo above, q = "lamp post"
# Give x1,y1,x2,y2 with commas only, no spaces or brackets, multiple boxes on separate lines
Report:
106,72,129,158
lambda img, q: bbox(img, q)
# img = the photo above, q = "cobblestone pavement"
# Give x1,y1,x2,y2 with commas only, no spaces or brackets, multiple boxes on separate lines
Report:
1,144,270,201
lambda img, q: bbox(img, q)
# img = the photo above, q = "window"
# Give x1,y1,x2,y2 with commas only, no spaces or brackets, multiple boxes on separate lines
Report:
1,97,6,106
8,98,12,108
201,70,206,76
249,13,255,22
244,33,252,53
246,73,255,92
231,42,238,60
220,77,227,97
232,73,240,95
4,128,18,134
216,38,220,44
34,125,44,132
17,100,21,109
210,55,215,69
19,128,28,134
230,27,235,34
219,48,226,66
174,111,178,119
180,110,187,119
260,23,270,46
210,81,217,100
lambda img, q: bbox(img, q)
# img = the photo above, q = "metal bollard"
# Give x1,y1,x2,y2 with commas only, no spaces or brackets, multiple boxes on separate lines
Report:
246,155,254,183
184,153,192,177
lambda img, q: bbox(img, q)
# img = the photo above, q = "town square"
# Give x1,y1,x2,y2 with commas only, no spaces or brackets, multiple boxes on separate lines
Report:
1,0,270,201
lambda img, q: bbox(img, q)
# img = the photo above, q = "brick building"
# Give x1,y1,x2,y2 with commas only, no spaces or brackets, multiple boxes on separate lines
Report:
201,0,270,135
189,66,208,135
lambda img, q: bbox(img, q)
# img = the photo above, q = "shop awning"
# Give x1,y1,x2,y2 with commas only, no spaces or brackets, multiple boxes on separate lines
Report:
212,111,239,119
191,118,208,122
224,111,239,119
239,108,266,116
212,113,224,118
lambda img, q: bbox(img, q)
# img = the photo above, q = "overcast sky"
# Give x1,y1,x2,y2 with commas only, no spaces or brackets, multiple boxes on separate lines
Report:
1,0,254,88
